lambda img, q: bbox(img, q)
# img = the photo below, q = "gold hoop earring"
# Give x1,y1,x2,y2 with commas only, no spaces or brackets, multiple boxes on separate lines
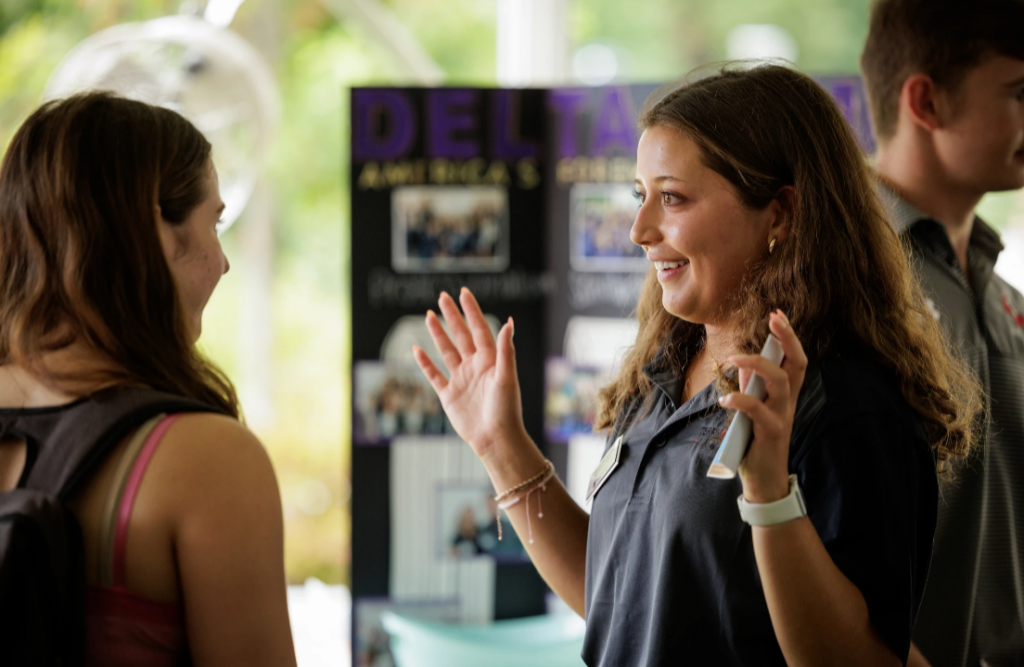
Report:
768,238,776,254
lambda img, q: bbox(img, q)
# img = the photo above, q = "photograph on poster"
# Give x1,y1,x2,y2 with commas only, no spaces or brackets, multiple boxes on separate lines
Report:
545,357,611,443
562,316,639,370
354,597,460,667
569,183,646,273
392,185,510,273
437,482,528,562
354,361,453,444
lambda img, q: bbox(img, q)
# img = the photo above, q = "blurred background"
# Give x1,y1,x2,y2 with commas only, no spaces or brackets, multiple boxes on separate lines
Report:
1,0,1021,664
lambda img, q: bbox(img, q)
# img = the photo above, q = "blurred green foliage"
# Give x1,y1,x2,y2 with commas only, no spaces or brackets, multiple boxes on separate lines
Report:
569,0,872,80
0,0,1018,588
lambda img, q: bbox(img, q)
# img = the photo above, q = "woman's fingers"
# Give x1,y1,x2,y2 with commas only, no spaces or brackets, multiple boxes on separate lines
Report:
426,309,462,372
720,392,784,438
460,288,496,354
769,310,808,397
438,291,477,357
413,345,448,394
728,353,791,413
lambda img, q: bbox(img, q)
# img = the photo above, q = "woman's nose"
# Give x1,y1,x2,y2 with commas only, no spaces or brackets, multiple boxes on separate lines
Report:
629,199,659,249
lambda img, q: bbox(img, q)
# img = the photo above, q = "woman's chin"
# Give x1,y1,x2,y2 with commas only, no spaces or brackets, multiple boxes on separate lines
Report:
663,302,723,329
661,298,693,321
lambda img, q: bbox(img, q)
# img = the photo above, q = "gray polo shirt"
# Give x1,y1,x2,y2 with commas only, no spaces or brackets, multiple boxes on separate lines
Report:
882,189,1024,667
582,335,937,666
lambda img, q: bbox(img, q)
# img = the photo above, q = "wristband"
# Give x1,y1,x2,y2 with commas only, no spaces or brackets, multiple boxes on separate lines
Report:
737,474,807,526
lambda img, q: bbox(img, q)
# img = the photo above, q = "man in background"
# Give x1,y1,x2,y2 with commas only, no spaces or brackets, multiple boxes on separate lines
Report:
861,1,1024,665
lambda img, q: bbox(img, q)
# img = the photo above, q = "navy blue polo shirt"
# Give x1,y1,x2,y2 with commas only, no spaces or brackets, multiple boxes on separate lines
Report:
583,336,938,666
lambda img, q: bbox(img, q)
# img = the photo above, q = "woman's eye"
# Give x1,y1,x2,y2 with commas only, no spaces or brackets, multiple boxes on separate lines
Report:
661,191,683,205
631,189,645,205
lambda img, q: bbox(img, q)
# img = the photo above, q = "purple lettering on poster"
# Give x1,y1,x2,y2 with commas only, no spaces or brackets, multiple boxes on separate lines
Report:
427,89,480,159
548,89,589,159
592,87,638,157
828,80,855,125
492,90,539,160
818,77,877,154
352,89,416,161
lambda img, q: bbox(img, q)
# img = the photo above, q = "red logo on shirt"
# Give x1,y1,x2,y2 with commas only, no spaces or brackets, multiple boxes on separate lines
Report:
1003,294,1024,329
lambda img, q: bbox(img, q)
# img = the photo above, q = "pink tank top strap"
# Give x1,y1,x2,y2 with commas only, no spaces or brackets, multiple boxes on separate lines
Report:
111,413,182,589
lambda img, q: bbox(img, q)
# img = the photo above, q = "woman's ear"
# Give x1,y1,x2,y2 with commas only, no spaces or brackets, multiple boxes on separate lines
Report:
770,185,797,243
155,203,184,262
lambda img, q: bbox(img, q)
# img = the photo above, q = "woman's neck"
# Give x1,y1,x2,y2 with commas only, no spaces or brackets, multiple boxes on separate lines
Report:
0,365,74,408
703,322,740,367
681,323,739,404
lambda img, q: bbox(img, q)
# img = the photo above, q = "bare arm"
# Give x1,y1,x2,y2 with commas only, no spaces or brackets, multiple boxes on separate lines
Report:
724,312,901,667
167,415,297,667
414,289,590,615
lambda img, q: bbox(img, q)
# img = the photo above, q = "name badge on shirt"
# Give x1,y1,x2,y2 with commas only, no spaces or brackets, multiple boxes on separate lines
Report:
586,435,624,503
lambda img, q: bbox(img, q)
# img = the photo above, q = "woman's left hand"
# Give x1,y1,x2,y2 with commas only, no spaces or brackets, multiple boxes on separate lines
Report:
720,310,809,504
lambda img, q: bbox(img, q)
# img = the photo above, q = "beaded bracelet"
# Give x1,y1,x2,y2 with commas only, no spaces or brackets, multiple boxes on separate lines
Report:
493,461,556,544
494,460,554,503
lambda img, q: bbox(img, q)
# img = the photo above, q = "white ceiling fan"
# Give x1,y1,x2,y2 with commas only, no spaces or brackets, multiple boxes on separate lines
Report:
44,1,279,233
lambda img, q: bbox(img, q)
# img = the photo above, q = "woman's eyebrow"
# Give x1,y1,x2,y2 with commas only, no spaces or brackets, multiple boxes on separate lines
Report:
635,176,685,186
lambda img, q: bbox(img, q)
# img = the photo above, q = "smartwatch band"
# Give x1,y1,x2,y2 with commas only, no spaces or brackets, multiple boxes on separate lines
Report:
737,474,807,526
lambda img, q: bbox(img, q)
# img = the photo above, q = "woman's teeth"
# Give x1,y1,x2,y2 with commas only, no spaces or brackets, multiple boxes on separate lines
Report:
654,260,688,270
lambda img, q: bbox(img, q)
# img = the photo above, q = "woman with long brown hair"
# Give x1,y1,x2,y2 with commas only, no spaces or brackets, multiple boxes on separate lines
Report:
0,93,296,666
414,64,979,666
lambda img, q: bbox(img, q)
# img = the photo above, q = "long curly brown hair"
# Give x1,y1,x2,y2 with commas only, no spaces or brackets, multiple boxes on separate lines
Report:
594,64,979,469
0,92,240,418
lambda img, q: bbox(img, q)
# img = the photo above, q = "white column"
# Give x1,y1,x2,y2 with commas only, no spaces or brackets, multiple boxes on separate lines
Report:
235,181,276,430
496,0,570,87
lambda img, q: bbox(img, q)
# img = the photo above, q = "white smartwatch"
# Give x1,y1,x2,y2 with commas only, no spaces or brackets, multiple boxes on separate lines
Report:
737,474,807,526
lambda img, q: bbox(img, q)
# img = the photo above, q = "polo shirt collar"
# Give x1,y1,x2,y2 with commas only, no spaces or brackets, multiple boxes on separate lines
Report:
878,183,929,235
969,218,1006,262
877,181,1004,264
641,331,723,416
642,340,685,409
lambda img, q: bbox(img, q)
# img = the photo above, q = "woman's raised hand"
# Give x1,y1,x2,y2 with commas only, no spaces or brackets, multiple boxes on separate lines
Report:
720,310,809,505
413,288,526,459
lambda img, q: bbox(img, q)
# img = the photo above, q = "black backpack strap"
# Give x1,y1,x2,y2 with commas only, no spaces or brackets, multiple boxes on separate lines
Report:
4,386,227,499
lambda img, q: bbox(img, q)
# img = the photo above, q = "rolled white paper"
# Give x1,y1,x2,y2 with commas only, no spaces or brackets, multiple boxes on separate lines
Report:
707,333,785,479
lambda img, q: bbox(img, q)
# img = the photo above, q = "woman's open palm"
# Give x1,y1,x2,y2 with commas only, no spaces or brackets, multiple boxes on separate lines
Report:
413,288,525,458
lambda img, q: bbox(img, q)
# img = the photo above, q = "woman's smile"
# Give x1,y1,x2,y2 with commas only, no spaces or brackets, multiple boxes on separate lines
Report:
653,259,690,281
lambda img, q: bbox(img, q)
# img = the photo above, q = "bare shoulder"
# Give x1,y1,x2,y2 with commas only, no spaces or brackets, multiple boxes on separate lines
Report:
146,412,281,518
143,415,295,665
159,412,267,463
